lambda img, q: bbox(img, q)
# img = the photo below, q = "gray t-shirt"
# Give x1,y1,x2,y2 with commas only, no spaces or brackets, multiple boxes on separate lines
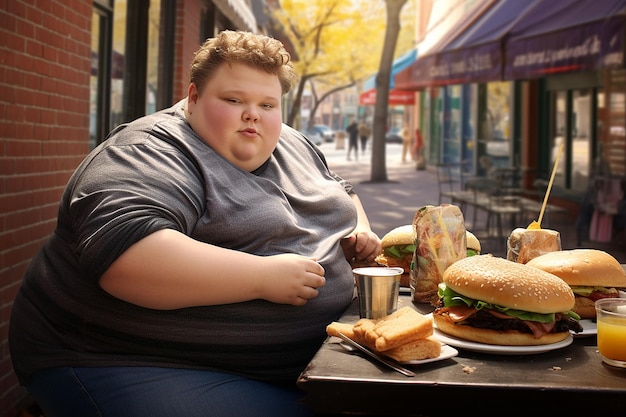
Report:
9,100,358,385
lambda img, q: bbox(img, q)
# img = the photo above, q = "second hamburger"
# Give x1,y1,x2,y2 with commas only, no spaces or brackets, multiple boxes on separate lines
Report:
433,254,582,345
375,225,414,287
526,249,626,319
466,231,481,256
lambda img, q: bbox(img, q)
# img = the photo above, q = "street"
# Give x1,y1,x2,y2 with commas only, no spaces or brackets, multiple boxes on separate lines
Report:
316,140,444,239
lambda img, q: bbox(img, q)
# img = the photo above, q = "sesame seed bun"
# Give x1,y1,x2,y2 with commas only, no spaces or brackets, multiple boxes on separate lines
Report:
466,231,480,252
376,225,414,287
380,225,413,248
526,249,626,319
443,254,575,314
434,255,576,345
526,249,626,288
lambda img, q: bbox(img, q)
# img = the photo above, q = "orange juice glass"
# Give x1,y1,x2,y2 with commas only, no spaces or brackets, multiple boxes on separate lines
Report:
595,298,626,368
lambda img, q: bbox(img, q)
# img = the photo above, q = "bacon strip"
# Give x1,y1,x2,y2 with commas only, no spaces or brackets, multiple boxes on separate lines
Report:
524,320,555,338
438,306,559,339
588,289,619,302
438,306,477,322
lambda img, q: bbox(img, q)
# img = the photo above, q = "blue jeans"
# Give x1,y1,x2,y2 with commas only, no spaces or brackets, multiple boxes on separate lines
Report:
27,366,315,417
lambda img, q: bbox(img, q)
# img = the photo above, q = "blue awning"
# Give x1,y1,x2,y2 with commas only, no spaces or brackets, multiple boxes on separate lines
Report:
363,49,417,91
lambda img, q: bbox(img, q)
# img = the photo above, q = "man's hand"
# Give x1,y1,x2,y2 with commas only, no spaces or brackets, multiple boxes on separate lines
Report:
341,230,382,264
258,254,326,306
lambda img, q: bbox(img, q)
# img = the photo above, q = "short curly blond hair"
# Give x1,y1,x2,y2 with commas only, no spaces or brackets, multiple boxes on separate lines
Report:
189,30,296,95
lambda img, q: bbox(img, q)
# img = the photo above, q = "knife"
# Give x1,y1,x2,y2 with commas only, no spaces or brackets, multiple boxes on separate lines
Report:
336,332,416,377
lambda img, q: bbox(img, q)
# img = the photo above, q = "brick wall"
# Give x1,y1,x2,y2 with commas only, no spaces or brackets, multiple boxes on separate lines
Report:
0,0,92,415
174,0,204,102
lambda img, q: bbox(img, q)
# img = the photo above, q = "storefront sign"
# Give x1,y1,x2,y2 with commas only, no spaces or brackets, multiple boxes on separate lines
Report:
394,42,503,90
504,15,625,79
358,89,415,106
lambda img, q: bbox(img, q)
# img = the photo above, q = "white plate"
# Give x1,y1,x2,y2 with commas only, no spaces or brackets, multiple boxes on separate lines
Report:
433,329,573,355
403,344,458,365
339,342,458,365
573,319,596,337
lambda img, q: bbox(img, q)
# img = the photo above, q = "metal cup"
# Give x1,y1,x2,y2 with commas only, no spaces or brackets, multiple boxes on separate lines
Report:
353,267,403,319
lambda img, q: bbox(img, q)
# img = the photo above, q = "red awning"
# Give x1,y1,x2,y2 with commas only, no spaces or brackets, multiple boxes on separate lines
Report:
358,89,415,106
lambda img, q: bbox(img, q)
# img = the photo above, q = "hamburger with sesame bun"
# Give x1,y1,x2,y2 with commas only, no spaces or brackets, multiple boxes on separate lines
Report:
465,231,481,256
375,225,414,287
433,254,582,345
526,249,626,319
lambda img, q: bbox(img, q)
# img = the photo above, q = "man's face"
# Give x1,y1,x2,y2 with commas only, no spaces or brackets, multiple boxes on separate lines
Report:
186,62,283,171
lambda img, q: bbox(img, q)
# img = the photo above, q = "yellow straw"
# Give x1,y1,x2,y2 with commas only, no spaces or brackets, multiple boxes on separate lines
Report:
537,144,563,227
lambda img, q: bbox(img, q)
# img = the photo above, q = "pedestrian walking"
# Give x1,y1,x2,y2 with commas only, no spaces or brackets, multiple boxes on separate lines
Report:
401,125,412,163
346,119,359,161
357,121,371,155
413,127,425,170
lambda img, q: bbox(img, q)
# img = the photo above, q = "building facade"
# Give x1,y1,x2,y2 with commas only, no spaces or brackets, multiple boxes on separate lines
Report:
397,0,626,248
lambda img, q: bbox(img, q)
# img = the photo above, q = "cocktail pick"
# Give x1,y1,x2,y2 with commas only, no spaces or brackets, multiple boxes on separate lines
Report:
528,143,563,230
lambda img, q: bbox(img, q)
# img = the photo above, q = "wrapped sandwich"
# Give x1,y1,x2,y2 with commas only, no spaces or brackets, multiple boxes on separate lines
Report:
410,204,466,304
506,227,561,264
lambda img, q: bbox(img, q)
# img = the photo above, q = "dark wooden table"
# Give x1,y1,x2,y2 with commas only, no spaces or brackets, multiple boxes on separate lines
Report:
298,296,626,416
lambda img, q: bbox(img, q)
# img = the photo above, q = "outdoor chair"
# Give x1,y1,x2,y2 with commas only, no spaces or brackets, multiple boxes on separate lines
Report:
436,162,473,208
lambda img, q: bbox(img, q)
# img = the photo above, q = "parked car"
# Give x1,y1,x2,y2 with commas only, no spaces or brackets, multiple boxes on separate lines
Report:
299,129,323,146
385,127,403,143
311,124,335,142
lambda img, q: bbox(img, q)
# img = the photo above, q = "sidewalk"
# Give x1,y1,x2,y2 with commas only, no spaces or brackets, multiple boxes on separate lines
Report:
319,142,626,263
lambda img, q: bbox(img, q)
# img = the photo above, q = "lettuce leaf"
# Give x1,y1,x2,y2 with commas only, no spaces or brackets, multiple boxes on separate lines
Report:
438,284,555,324
384,244,416,259
571,286,613,296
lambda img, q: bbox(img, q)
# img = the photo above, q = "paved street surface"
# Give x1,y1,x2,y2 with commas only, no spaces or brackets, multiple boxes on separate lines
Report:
316,140,626,263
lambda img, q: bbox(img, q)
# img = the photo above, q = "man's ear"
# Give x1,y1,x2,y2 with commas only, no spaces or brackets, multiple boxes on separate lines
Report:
187,84,199,106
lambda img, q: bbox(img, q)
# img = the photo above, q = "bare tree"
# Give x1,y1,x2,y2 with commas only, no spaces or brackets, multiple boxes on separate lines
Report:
369,0,408,182
306,81,356,131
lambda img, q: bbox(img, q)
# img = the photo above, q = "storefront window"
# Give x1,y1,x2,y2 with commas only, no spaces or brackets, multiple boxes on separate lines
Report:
463,84,477,175
91,0,169,146
422,88,432,164
90,1,113,149
485,82,511,169
551,91,567,188
571,90,592,191
428,88,442,164
111,0,126,129
603,69,626,177
90,9,103,149
550,89,593,193
146,0,161,114
442,85,462,164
